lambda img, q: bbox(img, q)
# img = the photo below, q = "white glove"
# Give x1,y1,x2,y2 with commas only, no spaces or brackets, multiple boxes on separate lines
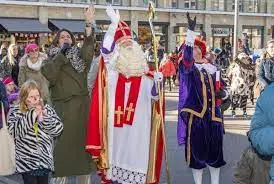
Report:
154,72,163,82
106,6,120,25
185,29,200,47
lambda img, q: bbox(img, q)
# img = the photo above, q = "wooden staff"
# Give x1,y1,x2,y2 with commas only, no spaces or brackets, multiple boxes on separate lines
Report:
148,2,171,184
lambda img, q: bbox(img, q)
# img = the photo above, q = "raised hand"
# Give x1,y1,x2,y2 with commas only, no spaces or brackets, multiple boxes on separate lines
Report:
187,12,196,31
84,5,95,23
106,6,120,25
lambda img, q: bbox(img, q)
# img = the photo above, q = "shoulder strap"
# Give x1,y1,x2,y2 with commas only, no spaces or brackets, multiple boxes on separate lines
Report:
1,102,6,128
269,61,274,74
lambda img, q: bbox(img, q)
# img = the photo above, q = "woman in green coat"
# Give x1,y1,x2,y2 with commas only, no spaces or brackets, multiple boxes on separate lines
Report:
41,6,96,184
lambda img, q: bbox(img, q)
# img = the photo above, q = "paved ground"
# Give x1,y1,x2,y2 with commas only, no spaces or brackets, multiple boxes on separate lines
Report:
1,87,254,184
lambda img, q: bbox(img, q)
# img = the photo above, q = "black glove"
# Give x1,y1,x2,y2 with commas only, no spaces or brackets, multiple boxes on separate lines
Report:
187,12,196,31
220,98,231,112
60,43,71,55
215,90,226,99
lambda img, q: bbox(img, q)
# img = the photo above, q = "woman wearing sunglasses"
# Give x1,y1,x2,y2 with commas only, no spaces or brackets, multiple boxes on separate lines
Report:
18,43,50,105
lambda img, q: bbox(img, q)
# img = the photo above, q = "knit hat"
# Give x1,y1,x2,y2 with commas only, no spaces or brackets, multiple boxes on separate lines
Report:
25,43,38,54
2,77,14,85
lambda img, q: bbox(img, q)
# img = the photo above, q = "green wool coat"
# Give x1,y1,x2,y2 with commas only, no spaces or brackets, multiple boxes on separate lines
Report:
41,36,95,177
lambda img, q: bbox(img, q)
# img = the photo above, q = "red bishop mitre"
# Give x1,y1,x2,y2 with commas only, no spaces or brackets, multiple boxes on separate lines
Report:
194,39,207,58
114,21,132,43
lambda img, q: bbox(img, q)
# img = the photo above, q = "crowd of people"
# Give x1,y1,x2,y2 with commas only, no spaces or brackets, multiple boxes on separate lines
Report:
0,5,96,184
1,4,274,184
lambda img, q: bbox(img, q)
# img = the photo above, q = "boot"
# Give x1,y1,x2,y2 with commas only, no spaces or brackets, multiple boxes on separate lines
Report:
232,110,236,118
243,111,248,119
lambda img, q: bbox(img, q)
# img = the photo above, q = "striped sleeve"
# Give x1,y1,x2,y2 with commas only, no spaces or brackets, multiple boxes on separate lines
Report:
40,105,63,137
7,106,36,139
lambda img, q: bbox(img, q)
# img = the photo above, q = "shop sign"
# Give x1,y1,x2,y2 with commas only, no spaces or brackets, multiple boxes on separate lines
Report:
213,28,230,37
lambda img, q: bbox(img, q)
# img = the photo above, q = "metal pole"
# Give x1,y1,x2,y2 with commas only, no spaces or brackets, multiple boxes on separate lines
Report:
233,0,239,58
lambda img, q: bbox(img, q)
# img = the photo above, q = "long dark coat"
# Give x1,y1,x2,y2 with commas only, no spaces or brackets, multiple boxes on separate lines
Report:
41,36,95,177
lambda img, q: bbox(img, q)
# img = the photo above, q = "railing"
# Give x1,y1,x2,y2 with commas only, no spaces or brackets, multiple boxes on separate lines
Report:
47,0,92,3
8,0,39,1
4,0,270,13
47,0,124,5
210,0,267,13
135,0,205,10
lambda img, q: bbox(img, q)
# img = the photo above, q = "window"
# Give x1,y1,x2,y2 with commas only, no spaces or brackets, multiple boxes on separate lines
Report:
212,0,219,10
112,0,122,5
139,0,157,7
172,0,178,8
242,27,264,49
247,0,259,13
212,27,234,48
185,0,197,9
232,0,243,11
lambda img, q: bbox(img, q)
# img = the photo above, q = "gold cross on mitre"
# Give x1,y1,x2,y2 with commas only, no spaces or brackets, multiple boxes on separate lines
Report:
115,106,124,125
117,21,130,36
125,103,135,121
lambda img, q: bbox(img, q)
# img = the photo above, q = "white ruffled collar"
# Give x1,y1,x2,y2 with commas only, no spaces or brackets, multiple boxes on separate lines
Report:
195,63,217,74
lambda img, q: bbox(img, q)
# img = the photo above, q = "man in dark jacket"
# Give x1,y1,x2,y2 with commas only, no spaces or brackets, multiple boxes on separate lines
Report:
242,33,252,56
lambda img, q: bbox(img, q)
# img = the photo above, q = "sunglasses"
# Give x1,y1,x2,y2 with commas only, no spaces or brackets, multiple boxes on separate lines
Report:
29,48,39,53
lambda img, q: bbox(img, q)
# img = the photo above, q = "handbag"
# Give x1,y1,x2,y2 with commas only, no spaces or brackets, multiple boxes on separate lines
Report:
0,102,16,176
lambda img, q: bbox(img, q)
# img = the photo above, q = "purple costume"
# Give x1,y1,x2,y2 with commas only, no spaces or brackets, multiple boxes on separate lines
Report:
177,39,226,169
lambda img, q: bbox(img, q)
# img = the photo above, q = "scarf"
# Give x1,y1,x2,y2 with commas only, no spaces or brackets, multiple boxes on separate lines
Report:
27,58,43,71
48,45,86,73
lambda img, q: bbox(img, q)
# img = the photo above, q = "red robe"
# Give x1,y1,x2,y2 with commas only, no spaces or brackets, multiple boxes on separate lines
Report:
86,57,164,183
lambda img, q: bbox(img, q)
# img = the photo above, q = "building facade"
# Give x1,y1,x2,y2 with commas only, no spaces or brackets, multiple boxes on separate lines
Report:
0,0,274,52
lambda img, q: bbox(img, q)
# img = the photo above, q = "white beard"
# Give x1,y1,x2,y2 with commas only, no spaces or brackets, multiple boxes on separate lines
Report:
112,41,148,77
195,63,217,74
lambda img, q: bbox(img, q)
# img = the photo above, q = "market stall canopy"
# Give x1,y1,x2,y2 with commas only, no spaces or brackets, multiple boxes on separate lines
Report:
49,19,102,33
0,18,50,33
